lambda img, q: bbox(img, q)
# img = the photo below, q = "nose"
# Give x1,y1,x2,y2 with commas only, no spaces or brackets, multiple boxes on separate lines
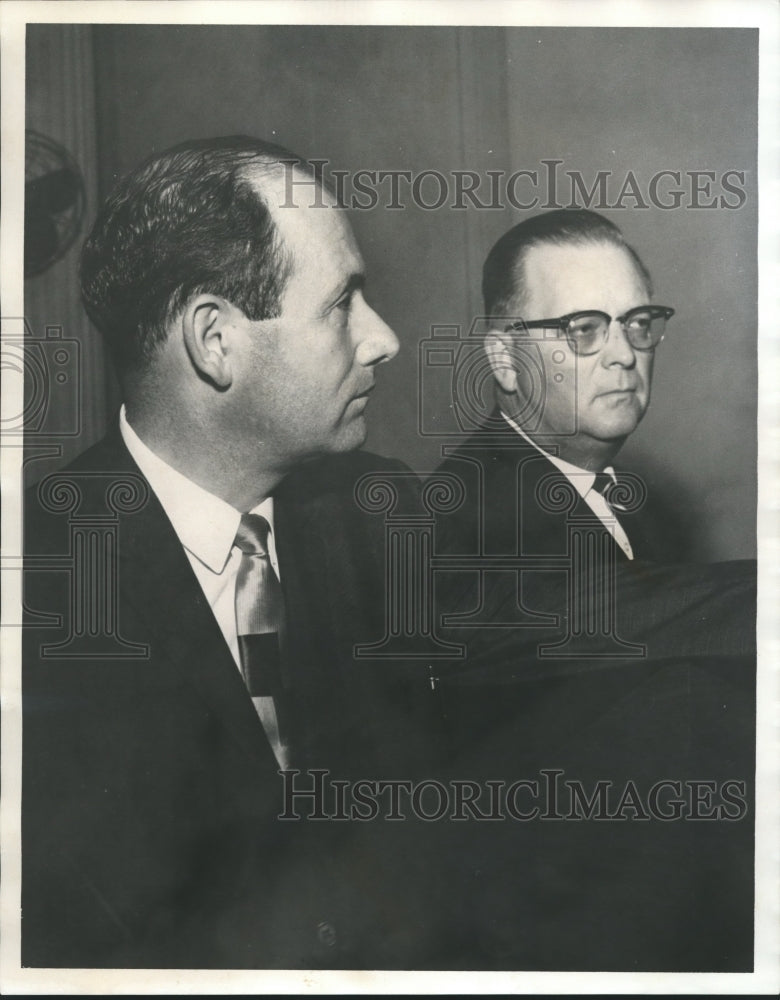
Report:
353,296,400,367
600,319,636,368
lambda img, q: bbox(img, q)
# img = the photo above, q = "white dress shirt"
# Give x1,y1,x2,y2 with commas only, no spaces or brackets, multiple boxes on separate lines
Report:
500,411,634,560
119,406,290,764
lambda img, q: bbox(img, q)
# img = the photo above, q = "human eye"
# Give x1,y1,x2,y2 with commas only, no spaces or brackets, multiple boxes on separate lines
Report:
328,275,364,319
335,290,353,311
569,316,601,337
626,310,652,332
568,315,604,343
566,313,605,352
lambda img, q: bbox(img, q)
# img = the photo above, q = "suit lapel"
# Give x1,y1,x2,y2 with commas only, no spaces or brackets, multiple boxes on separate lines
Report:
273,489,332,686
95,425,279,773
470,413,632,562
273,461,387,691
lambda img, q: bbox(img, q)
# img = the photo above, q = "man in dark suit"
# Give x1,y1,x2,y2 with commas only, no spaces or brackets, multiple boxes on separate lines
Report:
437,208,681,568
22,136,441,970
23,150,755,973
429,209,756,971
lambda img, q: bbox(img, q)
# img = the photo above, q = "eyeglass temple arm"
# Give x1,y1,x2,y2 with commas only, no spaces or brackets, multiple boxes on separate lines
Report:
505,306,675,333
504,318,568,333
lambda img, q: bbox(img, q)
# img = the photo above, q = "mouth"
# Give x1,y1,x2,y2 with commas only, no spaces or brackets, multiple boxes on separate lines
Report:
597,387,637,399
346,385,375,414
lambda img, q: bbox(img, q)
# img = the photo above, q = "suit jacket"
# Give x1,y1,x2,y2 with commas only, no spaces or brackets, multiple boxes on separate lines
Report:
427,416,756,971
22,423,442,969
434,412,675,565
22,421,757,971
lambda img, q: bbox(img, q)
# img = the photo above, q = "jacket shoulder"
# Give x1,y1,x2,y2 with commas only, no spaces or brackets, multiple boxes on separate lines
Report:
24,428,135,543
277,449,417,504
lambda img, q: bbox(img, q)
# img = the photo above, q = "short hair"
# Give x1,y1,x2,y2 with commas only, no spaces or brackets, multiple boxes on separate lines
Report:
482,209,653,317
81,135,316,373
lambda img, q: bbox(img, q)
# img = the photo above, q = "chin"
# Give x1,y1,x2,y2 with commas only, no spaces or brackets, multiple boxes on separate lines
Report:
589,423,637,446
607,414,640,434
328,416,367,454
592,403,646,439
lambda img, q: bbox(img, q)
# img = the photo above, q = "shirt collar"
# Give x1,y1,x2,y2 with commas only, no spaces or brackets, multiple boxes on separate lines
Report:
119,405,274,574
499,411,616,499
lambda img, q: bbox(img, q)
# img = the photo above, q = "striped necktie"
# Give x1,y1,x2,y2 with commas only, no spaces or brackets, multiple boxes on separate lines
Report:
592,471,626,511
234,513,290,759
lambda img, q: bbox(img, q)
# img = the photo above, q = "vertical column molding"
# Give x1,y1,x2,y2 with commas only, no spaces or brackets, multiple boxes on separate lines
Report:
25,24,107,485
454,27,511,325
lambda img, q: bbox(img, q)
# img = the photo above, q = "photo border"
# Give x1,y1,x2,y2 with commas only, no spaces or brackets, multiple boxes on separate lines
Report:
2,1,777,994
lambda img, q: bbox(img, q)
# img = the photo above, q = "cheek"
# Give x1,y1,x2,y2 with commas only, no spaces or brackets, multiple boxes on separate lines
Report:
638,355,654,393
539,346,576,395
576,355,607,396
292,329,352,379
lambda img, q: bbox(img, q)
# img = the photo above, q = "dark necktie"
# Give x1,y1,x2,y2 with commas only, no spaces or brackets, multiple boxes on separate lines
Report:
592,471,626,511
234,513,290,757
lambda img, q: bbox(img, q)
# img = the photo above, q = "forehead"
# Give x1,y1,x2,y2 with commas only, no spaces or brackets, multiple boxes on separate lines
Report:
519,240,649,316
250,165,363,291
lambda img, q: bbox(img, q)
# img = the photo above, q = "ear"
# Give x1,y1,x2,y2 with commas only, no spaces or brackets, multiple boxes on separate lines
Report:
484,329,518,394
181,294,234,389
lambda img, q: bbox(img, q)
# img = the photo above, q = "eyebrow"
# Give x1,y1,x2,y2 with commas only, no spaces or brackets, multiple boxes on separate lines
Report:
329,272,365,305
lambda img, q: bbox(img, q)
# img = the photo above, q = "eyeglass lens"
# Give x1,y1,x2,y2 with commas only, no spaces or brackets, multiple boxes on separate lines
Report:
567,310,667,354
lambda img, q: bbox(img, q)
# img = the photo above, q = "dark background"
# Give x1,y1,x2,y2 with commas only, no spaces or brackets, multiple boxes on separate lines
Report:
25,24,757,561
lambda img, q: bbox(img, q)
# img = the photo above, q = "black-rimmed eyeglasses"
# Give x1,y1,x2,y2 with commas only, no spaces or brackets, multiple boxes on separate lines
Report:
504,305,675,357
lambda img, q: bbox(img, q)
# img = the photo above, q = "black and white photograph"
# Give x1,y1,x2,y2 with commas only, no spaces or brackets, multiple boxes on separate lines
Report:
1,0,777,993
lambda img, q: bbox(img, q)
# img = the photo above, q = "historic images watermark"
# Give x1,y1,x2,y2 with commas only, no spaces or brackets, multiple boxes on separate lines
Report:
280,159,749,212
418,317,584,439
278,768,749,823
2,316,152,656
1,317,80,441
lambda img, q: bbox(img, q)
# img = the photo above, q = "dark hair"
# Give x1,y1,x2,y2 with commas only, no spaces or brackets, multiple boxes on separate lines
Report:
482,208,653,317
80,135,314,373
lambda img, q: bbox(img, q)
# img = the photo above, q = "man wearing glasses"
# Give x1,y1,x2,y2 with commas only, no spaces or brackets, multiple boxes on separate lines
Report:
437,209,676,565
429,208,755,970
